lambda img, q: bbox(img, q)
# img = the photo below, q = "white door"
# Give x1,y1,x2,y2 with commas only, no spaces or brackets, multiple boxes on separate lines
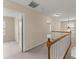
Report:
18,16,22,48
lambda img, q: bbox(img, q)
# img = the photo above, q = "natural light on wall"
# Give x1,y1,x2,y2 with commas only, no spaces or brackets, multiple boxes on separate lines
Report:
46,17,52,32
46,17,52,38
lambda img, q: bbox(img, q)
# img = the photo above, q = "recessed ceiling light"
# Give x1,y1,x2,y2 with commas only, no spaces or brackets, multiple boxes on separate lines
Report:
53,14,60,17
53,13,62,17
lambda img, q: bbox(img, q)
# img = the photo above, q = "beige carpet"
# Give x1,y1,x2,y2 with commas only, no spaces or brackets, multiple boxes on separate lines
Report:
3,41,48,59
4,41,75,59
71,56,76,59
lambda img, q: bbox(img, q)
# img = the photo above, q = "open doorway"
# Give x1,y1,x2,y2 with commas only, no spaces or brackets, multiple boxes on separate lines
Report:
3,16,23,59
3,16,15,42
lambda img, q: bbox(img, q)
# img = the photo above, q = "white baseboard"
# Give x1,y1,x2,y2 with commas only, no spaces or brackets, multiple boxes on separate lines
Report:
23,40,47,52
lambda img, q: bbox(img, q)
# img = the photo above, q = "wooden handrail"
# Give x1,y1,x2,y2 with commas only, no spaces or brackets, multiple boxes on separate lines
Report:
51,30,70,33
47,33,70,47
47,31,71,59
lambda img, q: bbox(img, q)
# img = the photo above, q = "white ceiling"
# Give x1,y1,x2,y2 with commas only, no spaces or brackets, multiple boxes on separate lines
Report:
7,0,76,20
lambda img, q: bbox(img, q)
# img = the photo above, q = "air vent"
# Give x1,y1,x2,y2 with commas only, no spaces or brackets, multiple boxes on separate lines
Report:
28,1,39,8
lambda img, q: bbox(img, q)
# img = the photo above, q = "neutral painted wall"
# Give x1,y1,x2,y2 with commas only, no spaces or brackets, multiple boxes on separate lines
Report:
3,16,15,42
4,0,60,51
14,18,19,43
14,16,22,48
23,14,60,51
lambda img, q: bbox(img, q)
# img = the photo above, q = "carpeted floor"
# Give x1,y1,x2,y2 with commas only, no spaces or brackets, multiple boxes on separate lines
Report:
3,41,48,59
4,41,76,59
71,56,76,59
71,47,76,59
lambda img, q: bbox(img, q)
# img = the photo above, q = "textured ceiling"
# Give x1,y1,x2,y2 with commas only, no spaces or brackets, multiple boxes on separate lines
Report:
5,0,76,20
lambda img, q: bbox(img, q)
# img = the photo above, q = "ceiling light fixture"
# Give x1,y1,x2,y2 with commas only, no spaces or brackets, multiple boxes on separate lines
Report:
53,14,61,17
53,13,62,17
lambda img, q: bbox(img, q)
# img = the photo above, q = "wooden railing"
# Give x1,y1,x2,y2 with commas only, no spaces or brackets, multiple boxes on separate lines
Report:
47,31,71,59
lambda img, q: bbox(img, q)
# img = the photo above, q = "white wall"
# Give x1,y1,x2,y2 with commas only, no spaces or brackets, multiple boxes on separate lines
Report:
23,14,60,51
4,0,60,51
14,18,19,43
14,16,22,48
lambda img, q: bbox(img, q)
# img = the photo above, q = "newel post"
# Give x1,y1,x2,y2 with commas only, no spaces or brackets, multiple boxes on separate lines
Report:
47,38,51,59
